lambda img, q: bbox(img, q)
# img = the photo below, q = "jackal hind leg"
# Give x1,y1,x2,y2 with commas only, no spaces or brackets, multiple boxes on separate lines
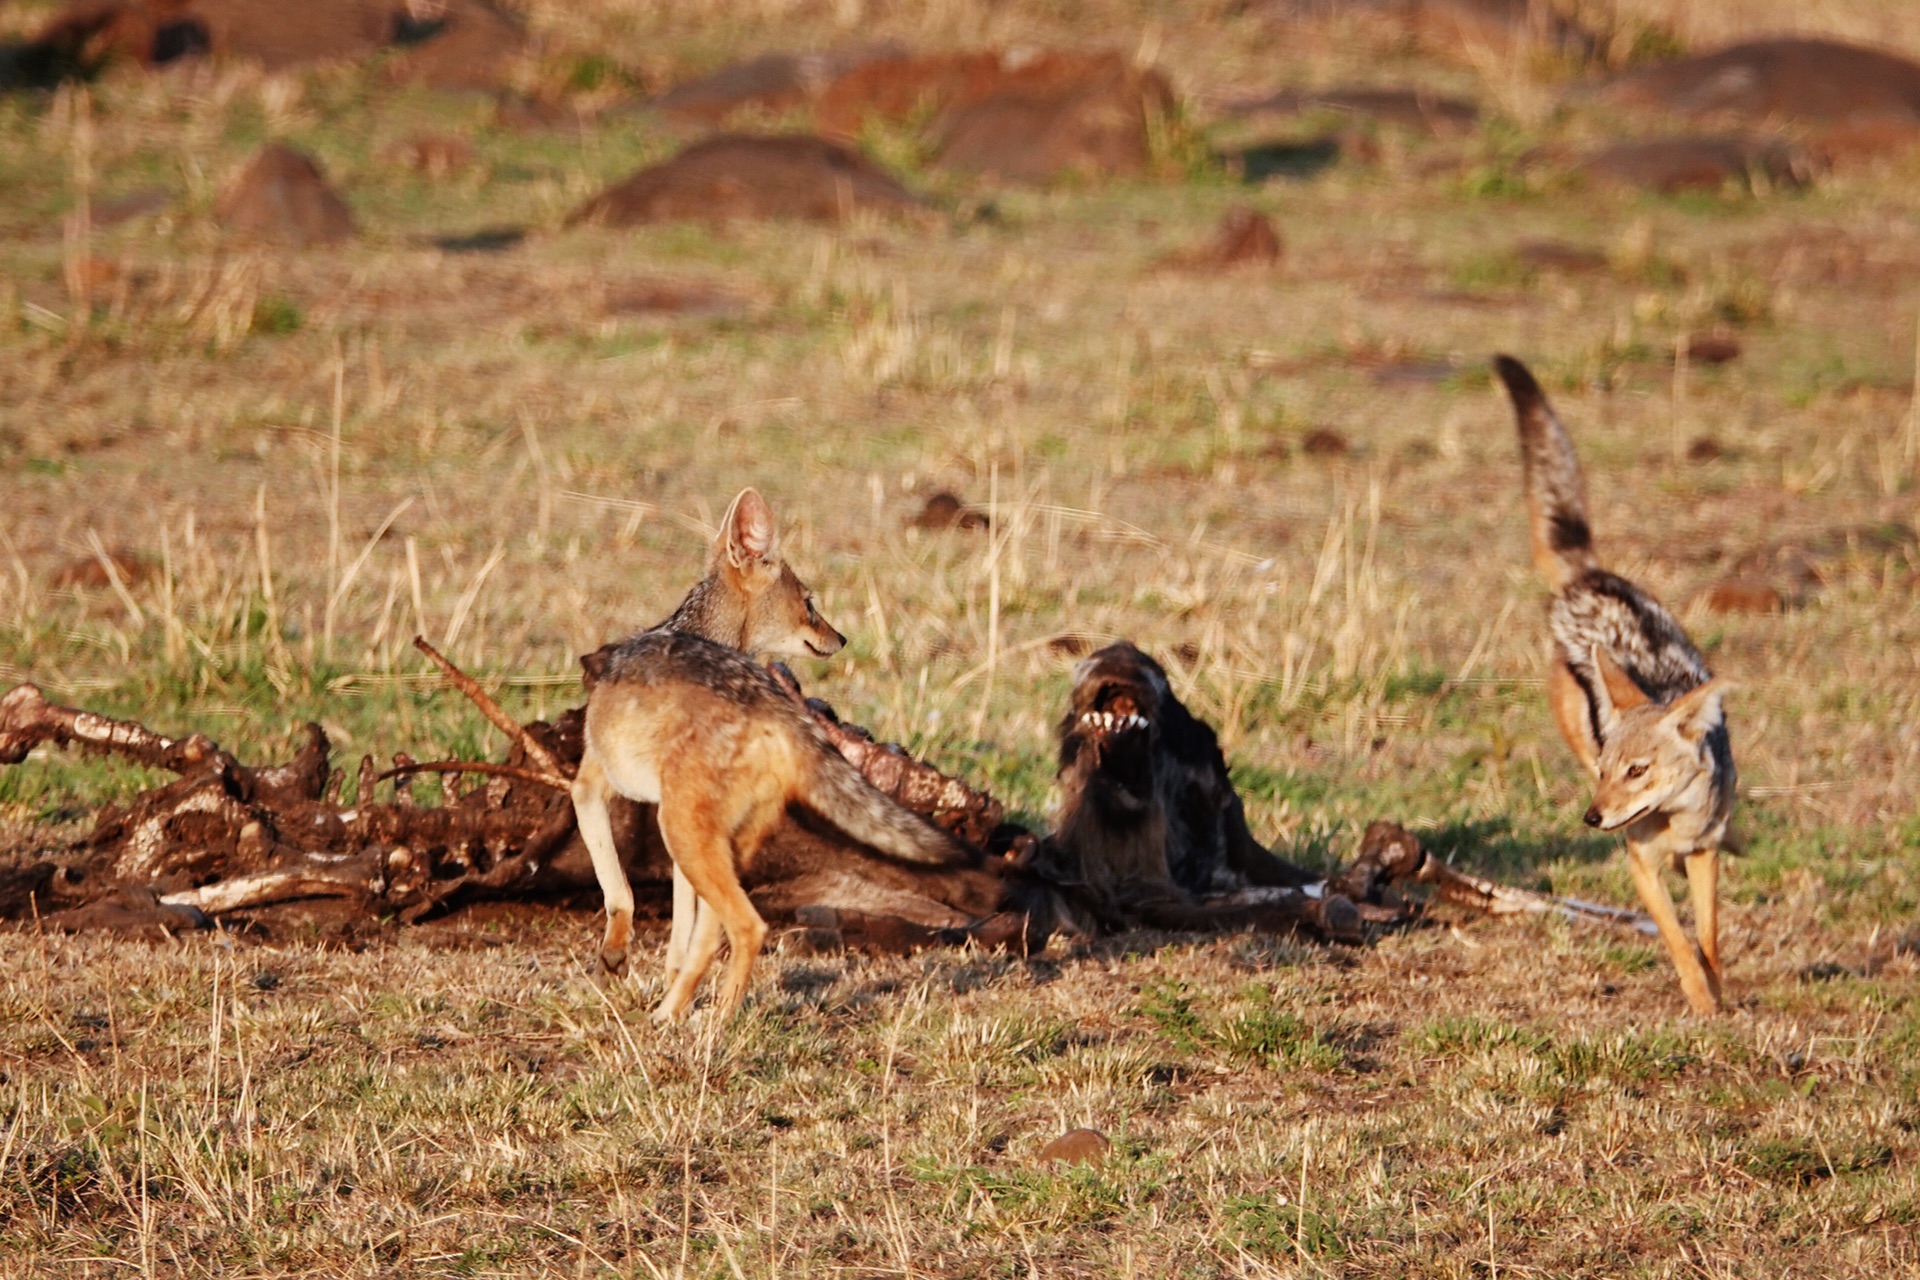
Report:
1547,660,1601,777
653,888,726,1024
1684,849,1722,1001
1625,846,1721,1016
571,754,635,983
653,802,770,1023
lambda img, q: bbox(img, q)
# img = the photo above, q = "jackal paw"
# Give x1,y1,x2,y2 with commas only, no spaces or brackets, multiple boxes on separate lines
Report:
595,946,629,986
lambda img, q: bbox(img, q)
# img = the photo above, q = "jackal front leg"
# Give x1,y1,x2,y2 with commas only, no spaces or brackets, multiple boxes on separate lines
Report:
1625,845,1721,1016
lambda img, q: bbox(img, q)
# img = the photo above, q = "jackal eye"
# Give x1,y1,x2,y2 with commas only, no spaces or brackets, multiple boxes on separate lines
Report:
805,597,818,621
1625,762,1649,780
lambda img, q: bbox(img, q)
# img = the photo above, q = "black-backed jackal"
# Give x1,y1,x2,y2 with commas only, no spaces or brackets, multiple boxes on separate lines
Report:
572,490,971,1021
1494,356,1736,1016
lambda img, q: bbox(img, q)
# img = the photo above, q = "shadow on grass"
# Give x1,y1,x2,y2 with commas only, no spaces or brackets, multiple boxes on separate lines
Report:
1222,138,1343,182
1423,816,1618,885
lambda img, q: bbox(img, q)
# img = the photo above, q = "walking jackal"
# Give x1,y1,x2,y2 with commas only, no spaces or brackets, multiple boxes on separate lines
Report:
571,490,972,1021
1494,355,1736,1016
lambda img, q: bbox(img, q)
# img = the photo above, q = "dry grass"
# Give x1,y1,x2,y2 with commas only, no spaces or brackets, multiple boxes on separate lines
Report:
3,0,1920,1274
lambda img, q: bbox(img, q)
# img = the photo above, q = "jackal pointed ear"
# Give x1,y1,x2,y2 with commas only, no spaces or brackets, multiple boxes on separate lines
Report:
720,488,779,569
1588,644,1649,732
1664,678,1729,743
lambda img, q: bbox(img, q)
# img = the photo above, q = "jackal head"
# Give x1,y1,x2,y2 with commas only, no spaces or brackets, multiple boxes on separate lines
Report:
714,488,847,660
1582,645,1728,834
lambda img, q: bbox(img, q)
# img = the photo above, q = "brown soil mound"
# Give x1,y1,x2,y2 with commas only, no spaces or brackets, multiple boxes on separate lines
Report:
18,0,526,83
1575,135,1812,194
183,0,385,68
384,1,528,91
931,51,1175,185
216,144,355,246
651,44,904,126
815,51,1012,138
7,0,179,84
568,134,924,226
1601,38,1920,127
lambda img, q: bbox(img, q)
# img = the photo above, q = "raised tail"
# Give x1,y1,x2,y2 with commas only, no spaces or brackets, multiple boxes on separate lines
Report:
801,749,973,866
1493,355,1598,591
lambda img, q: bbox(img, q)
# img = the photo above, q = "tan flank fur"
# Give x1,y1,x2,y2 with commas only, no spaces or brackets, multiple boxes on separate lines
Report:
571,490,970,1021
1494,356,1737,1016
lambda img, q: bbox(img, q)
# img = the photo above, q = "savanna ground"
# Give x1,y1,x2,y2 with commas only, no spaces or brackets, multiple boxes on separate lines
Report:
3,0,1920,1274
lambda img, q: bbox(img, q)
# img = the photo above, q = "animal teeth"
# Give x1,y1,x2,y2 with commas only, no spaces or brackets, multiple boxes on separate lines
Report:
1076,710,1148,733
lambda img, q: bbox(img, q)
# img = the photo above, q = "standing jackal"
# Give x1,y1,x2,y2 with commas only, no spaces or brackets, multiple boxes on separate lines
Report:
621,487,849,993
1494,355,1736,1016
570,490,972,1022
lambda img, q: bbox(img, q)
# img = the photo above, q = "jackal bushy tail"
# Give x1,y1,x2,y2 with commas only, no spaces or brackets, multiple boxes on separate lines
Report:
801,749,963,866
1493,355,1599,591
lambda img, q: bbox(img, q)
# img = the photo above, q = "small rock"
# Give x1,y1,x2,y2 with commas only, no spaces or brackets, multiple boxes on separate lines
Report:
910,491,990,531
251,970,281,991
1702,578,1783,615
1038,1127,1110,1167
1682,332,1742,364
1166,205,1282,272
1302,428,1350,457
